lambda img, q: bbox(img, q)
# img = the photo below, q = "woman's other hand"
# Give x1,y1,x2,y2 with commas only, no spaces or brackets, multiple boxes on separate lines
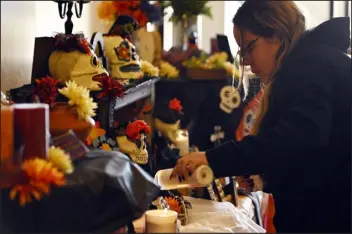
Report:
170,151,209,181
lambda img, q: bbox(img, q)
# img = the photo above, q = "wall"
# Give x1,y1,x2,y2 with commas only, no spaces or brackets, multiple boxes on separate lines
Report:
199,1,225,53
1,1,93,92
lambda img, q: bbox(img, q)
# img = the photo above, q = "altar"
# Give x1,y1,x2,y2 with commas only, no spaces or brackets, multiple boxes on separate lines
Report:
130,197,265,233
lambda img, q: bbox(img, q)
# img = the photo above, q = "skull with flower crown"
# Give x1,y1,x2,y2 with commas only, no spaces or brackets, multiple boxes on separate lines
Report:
104,15,142,80
116,120,150,165
48,33,107,90
155,98,185,144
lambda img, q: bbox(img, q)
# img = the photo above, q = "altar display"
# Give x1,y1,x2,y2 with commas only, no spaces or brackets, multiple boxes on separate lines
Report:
1,1,160,232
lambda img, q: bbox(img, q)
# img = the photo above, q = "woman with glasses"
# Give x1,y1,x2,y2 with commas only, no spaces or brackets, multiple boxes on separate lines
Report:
171,1,351,232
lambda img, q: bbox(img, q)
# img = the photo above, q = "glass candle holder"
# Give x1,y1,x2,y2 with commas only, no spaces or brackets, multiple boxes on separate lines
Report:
145,209,178,233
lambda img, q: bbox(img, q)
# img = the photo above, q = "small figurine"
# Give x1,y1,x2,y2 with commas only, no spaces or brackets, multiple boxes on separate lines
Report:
155,98,188,152
116,120,151,165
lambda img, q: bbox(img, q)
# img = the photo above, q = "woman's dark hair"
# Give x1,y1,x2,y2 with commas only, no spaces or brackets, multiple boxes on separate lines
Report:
232,0,306,135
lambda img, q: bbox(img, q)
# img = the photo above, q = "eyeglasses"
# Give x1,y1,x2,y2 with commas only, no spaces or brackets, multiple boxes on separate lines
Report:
236,36,260,60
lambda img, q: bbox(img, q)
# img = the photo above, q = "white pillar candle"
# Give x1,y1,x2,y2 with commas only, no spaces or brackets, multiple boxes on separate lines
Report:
174,130,189,156
145,209,178,233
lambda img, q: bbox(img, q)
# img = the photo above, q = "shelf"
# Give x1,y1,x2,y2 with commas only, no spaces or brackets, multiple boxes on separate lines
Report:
114,78,160,110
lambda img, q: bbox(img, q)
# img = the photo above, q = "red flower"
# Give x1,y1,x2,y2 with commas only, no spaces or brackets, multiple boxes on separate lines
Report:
132,9,149,27
33,76,60,105
77,38,92,55
125,120,151,140
93,74,125,99
169,98,183,112
112,1,133,15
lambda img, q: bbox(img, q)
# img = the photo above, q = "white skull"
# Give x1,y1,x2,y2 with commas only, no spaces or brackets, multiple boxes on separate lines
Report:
219,86,241,114
116,133,148,165
104,35,141,79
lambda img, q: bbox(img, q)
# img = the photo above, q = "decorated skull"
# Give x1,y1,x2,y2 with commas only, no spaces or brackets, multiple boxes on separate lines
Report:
154,98,184,143
219,85,241,114
49,33,107,90
155,119,181,143
116,120,150,165
103,15,142,80
104,36,141,79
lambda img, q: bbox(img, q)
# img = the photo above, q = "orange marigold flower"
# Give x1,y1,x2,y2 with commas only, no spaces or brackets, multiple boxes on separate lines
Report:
9,158,66,206
164,196,182,213
100,143,112,151
85,121,106,146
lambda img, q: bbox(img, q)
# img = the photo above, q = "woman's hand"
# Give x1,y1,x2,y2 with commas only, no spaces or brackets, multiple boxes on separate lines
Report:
170,151,209,181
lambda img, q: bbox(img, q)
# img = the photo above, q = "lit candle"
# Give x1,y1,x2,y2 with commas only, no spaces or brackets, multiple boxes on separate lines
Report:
13,103,49,160
174,130,189,157
145,209,178,233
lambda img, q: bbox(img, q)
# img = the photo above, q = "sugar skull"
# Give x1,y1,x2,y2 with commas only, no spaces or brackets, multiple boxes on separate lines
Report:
219,85,241,114
103,15,142,80
116,120,150,165
154,98,184,143
104,36,141,79
155,118,181,143
48,33,107,90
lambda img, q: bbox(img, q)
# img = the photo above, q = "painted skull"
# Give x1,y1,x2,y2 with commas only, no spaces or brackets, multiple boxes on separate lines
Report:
104,35,141,79
49,48,107,91
154,118,181,143
219,85,241,114
116,133,148,165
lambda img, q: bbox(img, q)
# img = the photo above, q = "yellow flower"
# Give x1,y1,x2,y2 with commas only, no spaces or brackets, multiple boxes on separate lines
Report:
206,52,228,65
9,158,65,206
223,62,240,80
159,61,179,78
141,60,159,77
59,80,98,120
48,146,74,174
100,143,112,151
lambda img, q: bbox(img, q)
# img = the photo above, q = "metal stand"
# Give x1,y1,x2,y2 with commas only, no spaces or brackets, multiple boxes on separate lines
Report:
53,0,90,34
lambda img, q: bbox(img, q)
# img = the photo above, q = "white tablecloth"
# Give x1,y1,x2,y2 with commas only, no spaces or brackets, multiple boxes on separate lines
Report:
178,197,266,233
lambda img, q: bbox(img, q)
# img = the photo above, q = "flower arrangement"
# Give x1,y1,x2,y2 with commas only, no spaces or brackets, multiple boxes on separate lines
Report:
183,52,240,79
33,77,99,121
97,1,149,27
159,60,179,78
141,60,159,77
9,146,73,206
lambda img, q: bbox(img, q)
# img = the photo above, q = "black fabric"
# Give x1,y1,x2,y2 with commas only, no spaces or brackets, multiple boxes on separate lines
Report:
0,150,160,233
206,17,352,232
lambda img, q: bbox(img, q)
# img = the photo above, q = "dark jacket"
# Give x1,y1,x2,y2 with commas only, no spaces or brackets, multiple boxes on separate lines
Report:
206,17,351,232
